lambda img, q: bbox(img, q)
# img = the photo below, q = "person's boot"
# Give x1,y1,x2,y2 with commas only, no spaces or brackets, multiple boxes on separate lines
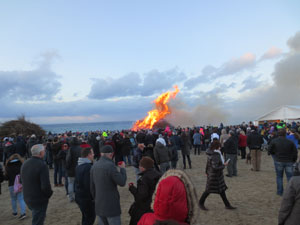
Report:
183,164,186,169
225,205,237,210
199,204,208,210
189,163,192,169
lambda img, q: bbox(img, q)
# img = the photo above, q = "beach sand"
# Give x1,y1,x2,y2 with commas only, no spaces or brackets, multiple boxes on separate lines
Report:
0,151,284,225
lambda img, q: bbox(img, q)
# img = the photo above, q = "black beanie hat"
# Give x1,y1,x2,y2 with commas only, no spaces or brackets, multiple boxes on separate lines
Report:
100,145,114,153
139,156,154,169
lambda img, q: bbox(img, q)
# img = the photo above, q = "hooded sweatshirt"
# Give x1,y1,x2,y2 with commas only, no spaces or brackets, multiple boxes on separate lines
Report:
75,157,93,201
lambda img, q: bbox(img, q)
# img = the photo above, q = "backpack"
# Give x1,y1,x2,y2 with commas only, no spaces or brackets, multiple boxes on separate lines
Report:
13,174,22,194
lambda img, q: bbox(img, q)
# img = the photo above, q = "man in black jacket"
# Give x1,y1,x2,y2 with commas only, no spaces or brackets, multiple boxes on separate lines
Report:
66,137,82,202
268,129,298,196
75,147,95,225
21,144,53,225
224,131,238,177
247,128,264,171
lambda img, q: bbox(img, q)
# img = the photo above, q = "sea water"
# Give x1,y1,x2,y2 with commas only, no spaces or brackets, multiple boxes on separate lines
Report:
41,121,134,134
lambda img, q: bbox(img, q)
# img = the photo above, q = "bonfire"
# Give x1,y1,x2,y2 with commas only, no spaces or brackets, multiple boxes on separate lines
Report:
132,85,179,130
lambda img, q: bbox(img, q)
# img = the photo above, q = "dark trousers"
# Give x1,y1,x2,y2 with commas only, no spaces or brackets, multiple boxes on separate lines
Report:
171,160,177,169
199,191,230,207
194,145,201,155
239,147,246,159
54,160,63,184
29,203,48,225
182,154,191,168
76,198,96,225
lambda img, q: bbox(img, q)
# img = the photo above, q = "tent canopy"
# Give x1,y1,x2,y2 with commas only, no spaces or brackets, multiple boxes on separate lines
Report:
256,105,300,122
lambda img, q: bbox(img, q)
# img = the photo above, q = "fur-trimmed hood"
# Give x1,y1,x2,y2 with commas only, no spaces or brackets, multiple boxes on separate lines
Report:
151,169,199,224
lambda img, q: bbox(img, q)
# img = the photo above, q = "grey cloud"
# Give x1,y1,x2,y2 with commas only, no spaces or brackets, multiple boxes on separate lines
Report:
88,68,186,99
184,53,256,89
0,52,61,101
287,31,300,52
239,76,262,93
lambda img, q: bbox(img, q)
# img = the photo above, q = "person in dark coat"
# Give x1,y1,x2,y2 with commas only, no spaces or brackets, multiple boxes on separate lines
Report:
199,140,236,210
154,138,171,174
223,131,238,177
268,129,298,196
15,136,27,158
278,162,300,225
4,153,27,219
121,134,132,166
128,157,161,225
247,128,264,171
52,137,63,186
75,147,95,225
21,144,53,225
90,145,127,225
66,137,82,202
180,131,192,169
26,135,38,158
57,142,69,195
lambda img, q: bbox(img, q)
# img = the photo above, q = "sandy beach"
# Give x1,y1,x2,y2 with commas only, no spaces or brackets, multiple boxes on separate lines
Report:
0,151,284,225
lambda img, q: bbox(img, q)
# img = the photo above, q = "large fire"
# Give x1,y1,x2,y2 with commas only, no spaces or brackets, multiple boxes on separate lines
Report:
132,85,179,130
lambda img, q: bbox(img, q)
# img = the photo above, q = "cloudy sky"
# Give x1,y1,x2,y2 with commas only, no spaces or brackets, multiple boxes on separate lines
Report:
0,1,300,125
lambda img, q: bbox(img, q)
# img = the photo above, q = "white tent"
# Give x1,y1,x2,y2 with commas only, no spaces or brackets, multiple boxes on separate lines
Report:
256,105,300,122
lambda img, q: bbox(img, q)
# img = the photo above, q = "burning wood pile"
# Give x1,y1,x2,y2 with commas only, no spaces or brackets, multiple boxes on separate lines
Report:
132,86,179,131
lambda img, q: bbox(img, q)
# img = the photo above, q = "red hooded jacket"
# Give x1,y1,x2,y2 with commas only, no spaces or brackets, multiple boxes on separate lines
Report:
138,176,189,225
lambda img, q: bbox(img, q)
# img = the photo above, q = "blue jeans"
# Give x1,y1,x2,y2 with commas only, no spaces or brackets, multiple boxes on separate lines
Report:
54,160,63,185
9,186,26,214
123,155,132,165
274,161,293,196
98,215,121,225
68,177,75,201
30,203,48,225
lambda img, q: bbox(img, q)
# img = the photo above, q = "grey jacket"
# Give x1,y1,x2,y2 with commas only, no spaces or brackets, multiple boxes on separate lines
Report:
90,156,127,217
278,176,300,225
154,142,170,165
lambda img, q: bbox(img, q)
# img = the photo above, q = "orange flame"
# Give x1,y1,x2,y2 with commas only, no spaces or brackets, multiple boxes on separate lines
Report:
132,85,180,130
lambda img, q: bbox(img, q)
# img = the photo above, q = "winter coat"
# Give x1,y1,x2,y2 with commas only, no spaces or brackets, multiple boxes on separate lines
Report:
193,133,201,145
52,142,62,162
154,142,170,165
129,168,161,225
138,170,199,225
205,149,227,194
15,137,27,157
75,158,93,202
278,176,300,225
121,137,132,156
220,134,230,148
26,138,38,158
90,156,127,217
66,145,82,177
170,135,182,150
181,133,192,155
247,131,264,149
4,154,24,186
224,136,238,154
268,137,298,163
238,134,247,148
21,157,53,208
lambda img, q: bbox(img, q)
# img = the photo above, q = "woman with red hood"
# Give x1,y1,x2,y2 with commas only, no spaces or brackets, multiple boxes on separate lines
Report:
138,170,199,225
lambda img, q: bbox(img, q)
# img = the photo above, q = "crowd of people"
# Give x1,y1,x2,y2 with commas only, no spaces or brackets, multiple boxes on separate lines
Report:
0,120,300,225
